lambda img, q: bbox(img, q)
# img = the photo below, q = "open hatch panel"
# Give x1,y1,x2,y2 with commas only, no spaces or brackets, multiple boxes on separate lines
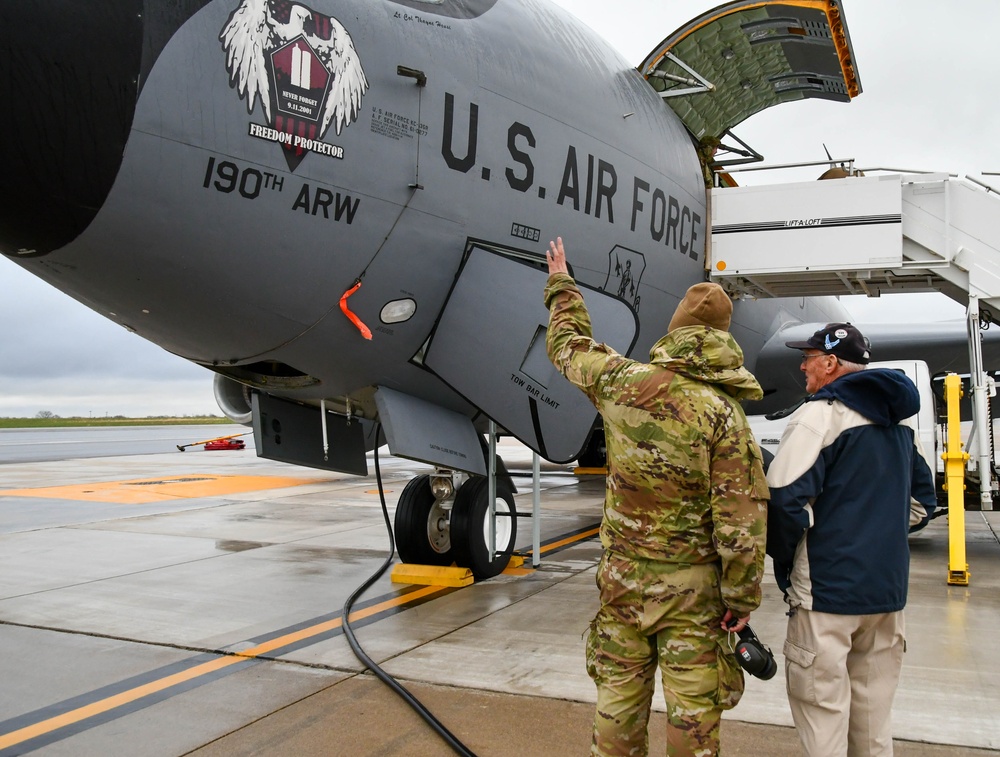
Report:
641,0,861,151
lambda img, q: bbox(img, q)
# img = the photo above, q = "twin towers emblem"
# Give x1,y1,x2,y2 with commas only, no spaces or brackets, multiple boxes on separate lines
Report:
220,0,369,171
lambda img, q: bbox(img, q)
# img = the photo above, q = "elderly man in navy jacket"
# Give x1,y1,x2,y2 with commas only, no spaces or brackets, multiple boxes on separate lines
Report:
766,323,937,757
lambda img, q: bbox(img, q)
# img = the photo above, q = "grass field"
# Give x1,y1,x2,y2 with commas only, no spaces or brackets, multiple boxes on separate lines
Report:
0,416,233,429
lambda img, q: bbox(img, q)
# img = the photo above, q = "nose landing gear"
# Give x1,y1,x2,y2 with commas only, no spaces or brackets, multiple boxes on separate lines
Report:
394,472,517,580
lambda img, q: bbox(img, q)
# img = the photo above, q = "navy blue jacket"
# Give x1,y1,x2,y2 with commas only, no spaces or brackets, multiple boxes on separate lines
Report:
766,368,937,614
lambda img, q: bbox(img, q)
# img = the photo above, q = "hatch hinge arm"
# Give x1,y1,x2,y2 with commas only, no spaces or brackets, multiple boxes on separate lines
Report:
708,129,765,171
645,52,715,98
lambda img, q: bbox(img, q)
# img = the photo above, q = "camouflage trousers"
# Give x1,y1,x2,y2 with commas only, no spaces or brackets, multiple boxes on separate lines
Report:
586,551,745,757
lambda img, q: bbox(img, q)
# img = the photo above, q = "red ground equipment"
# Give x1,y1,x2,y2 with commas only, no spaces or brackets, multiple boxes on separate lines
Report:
203,438,246,451
177,432,250,451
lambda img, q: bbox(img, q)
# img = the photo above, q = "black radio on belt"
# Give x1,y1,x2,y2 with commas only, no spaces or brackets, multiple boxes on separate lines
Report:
733,625,777,680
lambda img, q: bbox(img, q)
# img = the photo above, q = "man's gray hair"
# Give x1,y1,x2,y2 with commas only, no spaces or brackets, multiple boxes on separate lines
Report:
836,359,866,374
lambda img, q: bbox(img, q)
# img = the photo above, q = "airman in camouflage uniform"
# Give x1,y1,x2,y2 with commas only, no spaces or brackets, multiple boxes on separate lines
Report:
543,238,768,757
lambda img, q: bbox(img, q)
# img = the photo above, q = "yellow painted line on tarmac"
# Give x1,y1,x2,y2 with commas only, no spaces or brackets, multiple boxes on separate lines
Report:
539,526,601,553
0,475,326,504
0,656,239,750
0,585,444,751
239,584,442,657
0,519,603,751
501,527,602,574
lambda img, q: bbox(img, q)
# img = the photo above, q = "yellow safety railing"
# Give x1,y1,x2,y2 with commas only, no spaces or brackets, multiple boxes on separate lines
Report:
942,373,970,585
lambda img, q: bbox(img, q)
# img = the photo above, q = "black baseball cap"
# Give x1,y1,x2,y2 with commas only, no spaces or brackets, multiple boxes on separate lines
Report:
785,323,871,364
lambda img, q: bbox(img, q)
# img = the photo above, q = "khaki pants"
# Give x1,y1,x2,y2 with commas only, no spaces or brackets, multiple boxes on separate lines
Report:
784,607,905,757
586,552,744,757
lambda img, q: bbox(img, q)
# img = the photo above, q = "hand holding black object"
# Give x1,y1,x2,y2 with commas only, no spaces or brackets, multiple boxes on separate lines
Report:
733,625,777,680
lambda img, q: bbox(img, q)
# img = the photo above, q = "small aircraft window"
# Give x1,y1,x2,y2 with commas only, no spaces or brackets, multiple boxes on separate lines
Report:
381,298,417,324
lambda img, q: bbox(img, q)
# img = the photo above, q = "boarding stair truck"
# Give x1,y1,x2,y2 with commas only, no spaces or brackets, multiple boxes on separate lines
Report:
708,169,1000,519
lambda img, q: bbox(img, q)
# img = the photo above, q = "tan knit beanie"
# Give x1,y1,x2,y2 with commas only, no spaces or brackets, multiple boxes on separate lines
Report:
668,282,732,332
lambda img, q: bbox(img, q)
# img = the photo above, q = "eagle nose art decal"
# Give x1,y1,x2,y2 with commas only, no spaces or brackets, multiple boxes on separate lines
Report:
220,0,369,171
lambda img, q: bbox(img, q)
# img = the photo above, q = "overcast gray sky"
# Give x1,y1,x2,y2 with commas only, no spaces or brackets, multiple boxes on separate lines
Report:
0,0,992,417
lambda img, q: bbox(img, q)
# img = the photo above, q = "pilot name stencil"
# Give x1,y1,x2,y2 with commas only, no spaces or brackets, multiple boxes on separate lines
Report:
220,0,368,172
393,11,453,31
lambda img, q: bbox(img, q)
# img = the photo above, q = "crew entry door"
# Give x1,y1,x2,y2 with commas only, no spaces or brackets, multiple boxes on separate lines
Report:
425,245,638,463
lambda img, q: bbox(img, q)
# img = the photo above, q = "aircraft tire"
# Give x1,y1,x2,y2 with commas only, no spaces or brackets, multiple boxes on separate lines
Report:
450,476,517,580
394,475,453,566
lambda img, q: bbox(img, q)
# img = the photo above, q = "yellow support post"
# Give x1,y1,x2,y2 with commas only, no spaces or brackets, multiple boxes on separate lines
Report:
942,374,971,585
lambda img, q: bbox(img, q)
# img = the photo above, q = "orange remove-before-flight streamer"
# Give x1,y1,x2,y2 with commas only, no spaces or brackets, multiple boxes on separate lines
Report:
339,280,372,340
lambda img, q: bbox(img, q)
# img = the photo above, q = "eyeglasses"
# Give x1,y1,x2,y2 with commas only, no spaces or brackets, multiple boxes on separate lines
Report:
800,353,830,364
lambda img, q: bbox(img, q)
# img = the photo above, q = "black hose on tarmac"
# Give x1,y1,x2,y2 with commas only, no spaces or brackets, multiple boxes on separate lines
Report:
340,432,479,757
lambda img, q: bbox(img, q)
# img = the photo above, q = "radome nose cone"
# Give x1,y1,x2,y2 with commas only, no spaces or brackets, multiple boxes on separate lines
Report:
0,1,143,257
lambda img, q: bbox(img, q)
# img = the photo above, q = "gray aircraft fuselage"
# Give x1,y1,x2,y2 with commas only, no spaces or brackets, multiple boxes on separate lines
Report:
0,0,953,458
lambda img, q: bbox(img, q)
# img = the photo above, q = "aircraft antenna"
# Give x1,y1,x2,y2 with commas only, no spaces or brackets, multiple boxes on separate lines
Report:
823,143,839,170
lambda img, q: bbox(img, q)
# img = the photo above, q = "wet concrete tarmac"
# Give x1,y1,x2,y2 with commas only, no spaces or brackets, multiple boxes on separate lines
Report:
0,431,998,755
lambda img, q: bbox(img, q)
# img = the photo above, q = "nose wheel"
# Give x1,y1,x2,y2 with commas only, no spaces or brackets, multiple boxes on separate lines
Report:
394,474,517,580
450,476,517,580
394,475,453,565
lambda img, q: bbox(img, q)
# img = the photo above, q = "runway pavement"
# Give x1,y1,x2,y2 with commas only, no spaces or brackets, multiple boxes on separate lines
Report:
0,431,998,756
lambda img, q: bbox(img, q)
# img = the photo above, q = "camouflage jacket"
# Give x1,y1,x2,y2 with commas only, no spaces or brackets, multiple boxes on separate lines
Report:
544,273,769,615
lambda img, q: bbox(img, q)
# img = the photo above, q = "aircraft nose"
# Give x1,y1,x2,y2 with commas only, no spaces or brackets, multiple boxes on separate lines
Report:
0,1,143,257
